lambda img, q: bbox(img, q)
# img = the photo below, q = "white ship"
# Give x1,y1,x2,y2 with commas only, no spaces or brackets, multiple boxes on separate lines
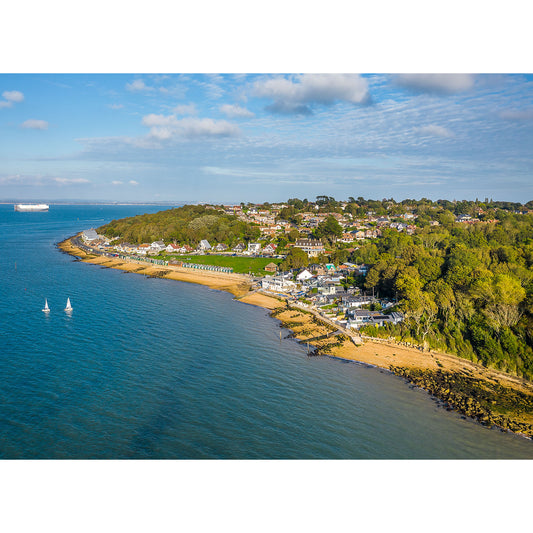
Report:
14,203,49,212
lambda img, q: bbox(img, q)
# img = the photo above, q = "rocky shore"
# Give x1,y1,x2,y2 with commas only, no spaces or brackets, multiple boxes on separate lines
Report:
390,366,533,439
267,304,533,440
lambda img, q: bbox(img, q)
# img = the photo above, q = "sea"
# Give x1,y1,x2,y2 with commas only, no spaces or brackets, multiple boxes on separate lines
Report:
1,203,533,459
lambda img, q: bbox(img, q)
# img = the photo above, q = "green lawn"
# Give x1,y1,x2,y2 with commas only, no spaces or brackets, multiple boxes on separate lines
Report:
157,254,282,275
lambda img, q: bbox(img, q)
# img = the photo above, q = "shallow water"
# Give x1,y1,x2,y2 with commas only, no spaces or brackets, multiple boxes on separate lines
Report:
1,204,532,458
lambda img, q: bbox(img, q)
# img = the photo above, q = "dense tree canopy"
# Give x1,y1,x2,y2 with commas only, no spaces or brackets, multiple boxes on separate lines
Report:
353,212,533,379
99,205,260,246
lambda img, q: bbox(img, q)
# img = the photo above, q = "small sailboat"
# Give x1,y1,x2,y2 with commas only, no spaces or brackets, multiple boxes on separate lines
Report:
64,297,73,312
42,299,50,313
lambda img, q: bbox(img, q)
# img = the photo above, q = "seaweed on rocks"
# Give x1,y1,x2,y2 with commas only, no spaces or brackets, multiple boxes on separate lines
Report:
389,365,533,438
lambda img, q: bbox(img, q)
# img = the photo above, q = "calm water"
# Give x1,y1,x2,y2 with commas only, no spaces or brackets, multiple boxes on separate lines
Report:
1,204,532,459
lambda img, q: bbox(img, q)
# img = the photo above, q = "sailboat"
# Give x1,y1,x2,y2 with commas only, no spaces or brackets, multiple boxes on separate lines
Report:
42,299,50,313
64,297,73,312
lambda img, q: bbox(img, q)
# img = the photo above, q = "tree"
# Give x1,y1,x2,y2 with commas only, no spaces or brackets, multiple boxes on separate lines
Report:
472,274,526,330
277,237,288,250
280,247,309,271
315,215,343,243
330,248,348,265
288,229,300,242
427,279,456,325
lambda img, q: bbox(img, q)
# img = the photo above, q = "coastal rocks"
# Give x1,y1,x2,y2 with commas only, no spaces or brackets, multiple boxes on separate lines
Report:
389,365,533,439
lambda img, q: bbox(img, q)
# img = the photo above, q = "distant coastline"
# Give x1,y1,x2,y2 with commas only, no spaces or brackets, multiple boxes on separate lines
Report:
1,201,185,206
58,234,533,440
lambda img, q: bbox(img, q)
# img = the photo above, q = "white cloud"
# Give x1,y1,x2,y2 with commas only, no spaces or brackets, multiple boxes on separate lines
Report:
178,117,240,138
108,103,124,110
54,177,90,184
174,103,197,115
142,113,240,139
142,114,177,128
0,90,24,109
416,124,454,138
21,119,49,130
126,79,153,92
197,74,225,100
395,74,476,94
220,104,254,118
110,179,140,186
252,74,370,114
3,90,24,102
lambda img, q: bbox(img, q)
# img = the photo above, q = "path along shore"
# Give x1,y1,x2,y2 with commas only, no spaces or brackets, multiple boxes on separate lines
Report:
58,236,533,439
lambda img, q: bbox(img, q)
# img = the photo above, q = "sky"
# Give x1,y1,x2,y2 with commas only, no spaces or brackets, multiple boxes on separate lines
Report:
1,72,532,204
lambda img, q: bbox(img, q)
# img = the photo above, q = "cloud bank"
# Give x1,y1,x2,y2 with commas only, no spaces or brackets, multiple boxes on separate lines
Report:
54,177,90,184
252,74,370,114
21,119,49,130
126,79,153,92
395,74,476,95
220,104,254,118
142,114,240,140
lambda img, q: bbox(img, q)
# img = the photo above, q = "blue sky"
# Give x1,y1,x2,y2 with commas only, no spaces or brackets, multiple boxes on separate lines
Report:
1,73,532,204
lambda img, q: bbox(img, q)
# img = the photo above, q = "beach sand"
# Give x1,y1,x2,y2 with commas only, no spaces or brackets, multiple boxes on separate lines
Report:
238,292,285,309
58,238,251,297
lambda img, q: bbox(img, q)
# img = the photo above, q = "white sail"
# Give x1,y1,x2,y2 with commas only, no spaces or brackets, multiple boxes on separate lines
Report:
65,297,72,311
42,299,50,313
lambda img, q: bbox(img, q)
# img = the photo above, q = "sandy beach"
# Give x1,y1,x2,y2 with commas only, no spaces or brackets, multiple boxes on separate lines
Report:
58,237,252,297
59,236,533,437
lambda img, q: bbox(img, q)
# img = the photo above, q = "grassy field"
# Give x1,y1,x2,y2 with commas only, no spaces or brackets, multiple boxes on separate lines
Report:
157,254,282,275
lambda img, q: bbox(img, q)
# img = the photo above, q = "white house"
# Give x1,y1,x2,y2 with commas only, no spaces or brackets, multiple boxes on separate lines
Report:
82,229,98,242
261,275,296,292
197,239,211,251
165,243,181,253
247,242,262,254
137,243,150,255
262,243,277,255
150,240,166,253
296,269,314,282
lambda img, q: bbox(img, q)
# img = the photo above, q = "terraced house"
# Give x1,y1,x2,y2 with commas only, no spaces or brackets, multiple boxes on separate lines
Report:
294,238,325,257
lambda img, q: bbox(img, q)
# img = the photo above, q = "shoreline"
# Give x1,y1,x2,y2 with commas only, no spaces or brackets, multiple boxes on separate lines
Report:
58,236,533,439
58,236,252,298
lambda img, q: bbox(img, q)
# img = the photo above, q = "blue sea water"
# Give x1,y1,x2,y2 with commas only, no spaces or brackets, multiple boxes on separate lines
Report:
0,204,532,459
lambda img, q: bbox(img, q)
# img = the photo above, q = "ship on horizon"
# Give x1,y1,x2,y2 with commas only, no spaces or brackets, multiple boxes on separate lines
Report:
14,203,49,212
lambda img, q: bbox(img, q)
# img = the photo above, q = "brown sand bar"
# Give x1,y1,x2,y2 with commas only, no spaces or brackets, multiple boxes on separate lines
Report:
59,235,533,436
